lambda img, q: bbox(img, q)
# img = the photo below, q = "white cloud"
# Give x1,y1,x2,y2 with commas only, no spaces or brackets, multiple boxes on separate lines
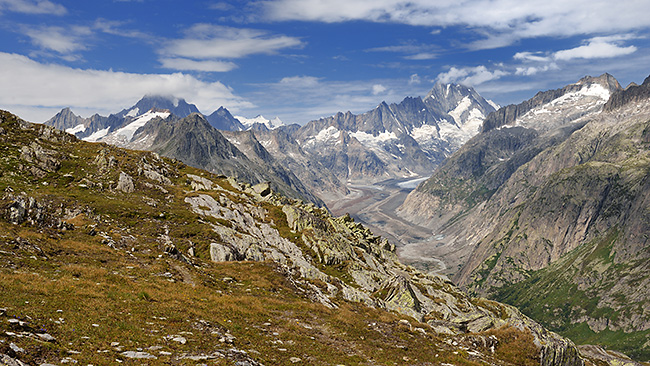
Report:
366,41,438,60
208,2,233,11
0,52,252,122
515,63,559,76
513,51,551,63
258,0,650,49
0,0,66,15
160,58,237,72
372,84,387,95
93,19,151,40
437,65,508,86
553,36,638,61
162,24,303,60
22,25,92,56
404,52,436,60
278,75,322,87
409,73,421,85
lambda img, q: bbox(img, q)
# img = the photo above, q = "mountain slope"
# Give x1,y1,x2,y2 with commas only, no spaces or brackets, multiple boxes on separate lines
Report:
206,106,245,131
398,74,622,273
222,128,349,200
400,74,650,361
135,113,325,206
46,98,325,206
294,83,497,183
0,109,584,366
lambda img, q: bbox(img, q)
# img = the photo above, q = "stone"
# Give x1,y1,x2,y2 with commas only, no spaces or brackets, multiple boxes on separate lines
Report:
121,351,157,359
0,354,28,366
116,172,135,193
36,333,56,342
210,243,237,262
252,182,271,197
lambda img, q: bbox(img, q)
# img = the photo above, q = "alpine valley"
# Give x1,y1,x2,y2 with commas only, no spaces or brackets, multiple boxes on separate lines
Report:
0,73,647,365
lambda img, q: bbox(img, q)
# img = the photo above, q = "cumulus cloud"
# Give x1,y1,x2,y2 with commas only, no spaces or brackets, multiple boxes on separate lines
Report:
0,52,252,122
372,84,387,95
158,24,303,73
0,0,66,15
278,75,322,87
515,64,559,76
436,66,508,86
258,0,650,49
553,35,638,60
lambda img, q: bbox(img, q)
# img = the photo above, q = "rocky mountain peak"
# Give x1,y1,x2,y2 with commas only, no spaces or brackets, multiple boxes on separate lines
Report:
206,106,245,131
121,95,200,119
482,74,622,133
44,107,84,131
603,72,650,111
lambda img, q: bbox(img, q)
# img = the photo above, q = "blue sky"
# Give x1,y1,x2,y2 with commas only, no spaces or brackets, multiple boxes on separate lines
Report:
1,0,650,124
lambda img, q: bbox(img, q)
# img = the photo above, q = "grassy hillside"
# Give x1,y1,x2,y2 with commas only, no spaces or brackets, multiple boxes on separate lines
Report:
0,109,560,365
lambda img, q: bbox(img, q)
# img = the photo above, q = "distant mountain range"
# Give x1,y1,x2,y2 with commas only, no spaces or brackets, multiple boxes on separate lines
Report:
45,82,496,203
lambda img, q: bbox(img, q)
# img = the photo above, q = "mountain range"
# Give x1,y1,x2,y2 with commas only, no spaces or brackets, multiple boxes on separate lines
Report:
45,82,497,203
38,72,650,363
0,108,589,366
399,73,650,361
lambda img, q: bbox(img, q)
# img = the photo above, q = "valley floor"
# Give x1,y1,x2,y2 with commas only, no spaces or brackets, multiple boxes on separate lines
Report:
325,177,449,275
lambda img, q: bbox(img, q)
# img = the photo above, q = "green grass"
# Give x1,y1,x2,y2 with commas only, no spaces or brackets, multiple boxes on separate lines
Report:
492,227,650,361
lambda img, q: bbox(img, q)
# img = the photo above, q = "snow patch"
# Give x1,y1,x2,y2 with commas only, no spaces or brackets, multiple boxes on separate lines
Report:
411,124,439,143
125,107,139,118
304,126,340,147
110,110,170,142
439,108,484,150
235,115,284,130
397,176,430,189
83,127,110,142
65,124,86,135
487,99,500,110
448,96,471,125
350,130,398,148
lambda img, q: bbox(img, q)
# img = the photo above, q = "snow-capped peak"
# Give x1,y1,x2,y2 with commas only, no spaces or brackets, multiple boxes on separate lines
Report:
235,115,285,130
109,109,170,142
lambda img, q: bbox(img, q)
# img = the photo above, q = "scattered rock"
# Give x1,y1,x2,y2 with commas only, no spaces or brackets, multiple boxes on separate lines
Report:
0,354,28,366
116,171,135,193
121,351,157,359
210,243,237,262
251,182,271,197
36,333,56,342
9,342,25,353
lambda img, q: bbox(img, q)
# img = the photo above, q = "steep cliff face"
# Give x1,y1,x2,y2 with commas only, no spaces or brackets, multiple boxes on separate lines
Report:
0,109,583,366
399,75,650,361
